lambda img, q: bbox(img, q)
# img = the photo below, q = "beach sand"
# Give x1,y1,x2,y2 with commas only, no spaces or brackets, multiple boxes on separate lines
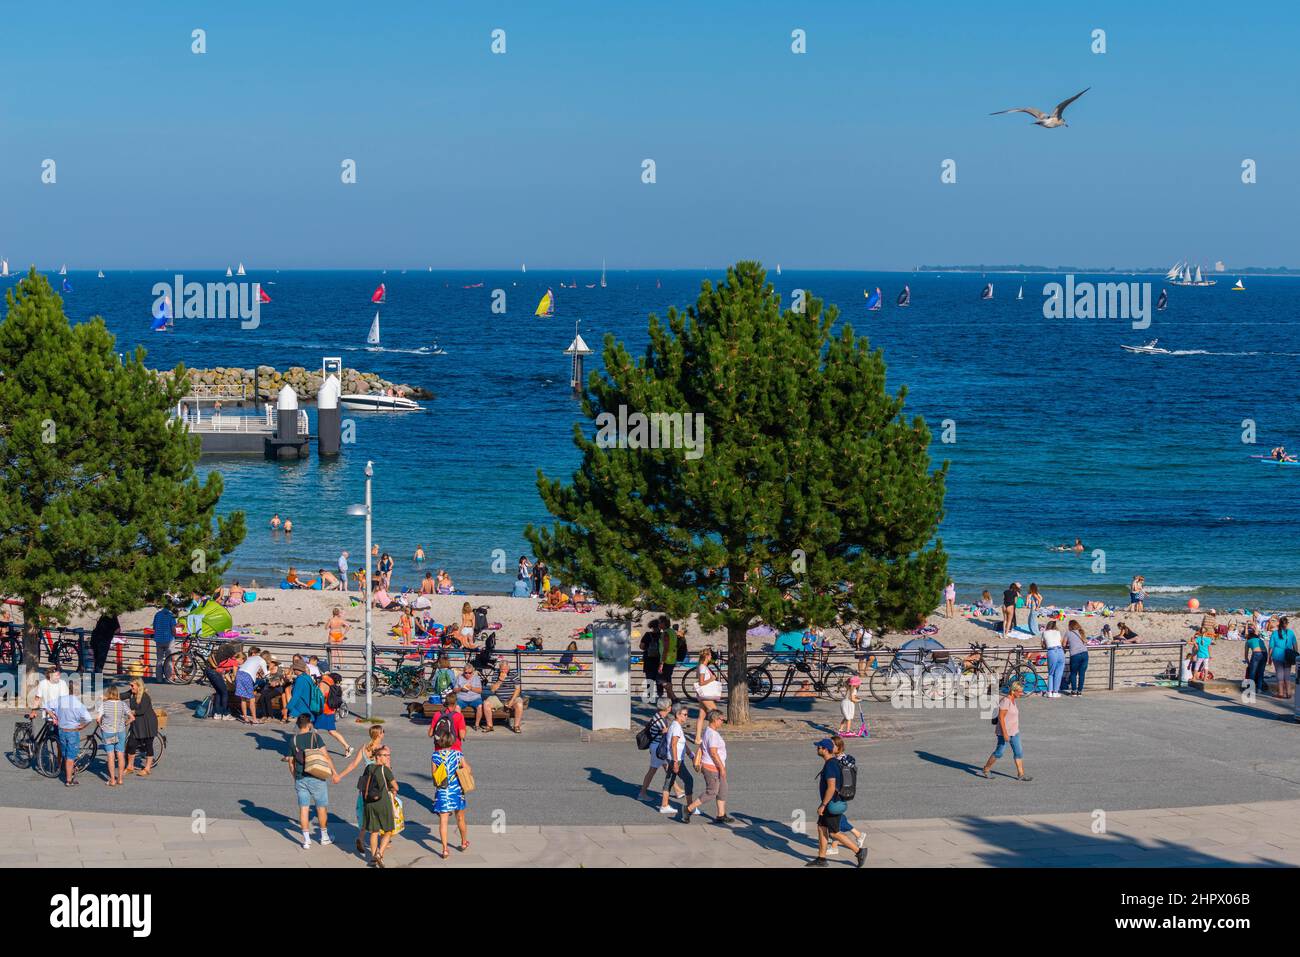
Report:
86,591,1258,683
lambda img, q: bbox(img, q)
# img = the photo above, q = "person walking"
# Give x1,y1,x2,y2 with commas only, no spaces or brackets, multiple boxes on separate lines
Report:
1001,583,1020,639
336,725,386,855
1244,622,1269,695
1269,616,1297,700
828,735,867,852
1041,619,1065,697
658,705,694,819
981,681,1032,781
692,646,723,742
90,613,120,675
684,710,732,824
1064,619,1089,696
150,604,176,682
430,724,470,859
314,672,352,757
99,685,133,787
284,713,339,850
358,745,399,866
659,617,684,703
124,677,159,777
637,697,675,801
808,738,868,867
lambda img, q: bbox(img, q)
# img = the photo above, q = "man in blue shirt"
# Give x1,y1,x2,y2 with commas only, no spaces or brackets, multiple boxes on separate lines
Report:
151,604,177,682
808,738,867,867
45,693,94,787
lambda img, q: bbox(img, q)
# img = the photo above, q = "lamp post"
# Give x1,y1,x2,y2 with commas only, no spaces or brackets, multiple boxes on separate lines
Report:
346,459,374,719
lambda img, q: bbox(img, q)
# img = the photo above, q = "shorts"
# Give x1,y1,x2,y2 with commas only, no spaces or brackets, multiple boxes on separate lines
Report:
459,694,483,708
235,671,255,699
992,732,1023,760
701,768,728,804
314,711,337,731
295,777,329,808
57,730,81,760
1193,656,1209,669
1129,592,1142,604
101,730,125,753
818,810,843,832
484,695,503,711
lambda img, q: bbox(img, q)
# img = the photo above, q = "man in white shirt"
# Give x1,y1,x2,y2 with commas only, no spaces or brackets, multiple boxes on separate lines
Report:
30,666,70,716
337,551,350,593
236,647,268,723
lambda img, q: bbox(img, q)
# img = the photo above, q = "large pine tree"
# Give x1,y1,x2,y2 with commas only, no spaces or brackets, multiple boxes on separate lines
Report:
0,270,245,701
528,261,947,724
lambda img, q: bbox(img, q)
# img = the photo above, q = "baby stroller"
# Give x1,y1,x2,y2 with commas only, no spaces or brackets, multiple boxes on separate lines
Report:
471,631,499,672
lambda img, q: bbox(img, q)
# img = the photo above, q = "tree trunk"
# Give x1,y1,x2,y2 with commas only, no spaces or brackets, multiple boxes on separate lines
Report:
725,620,750,726
21,609,42,708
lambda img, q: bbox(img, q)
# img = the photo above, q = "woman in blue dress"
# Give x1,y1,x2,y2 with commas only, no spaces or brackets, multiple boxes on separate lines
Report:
430,725,470,858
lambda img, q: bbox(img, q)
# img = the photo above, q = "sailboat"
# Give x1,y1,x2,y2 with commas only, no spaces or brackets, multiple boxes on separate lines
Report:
522,263,526,273
776,263,782,276
600,259,607,288
535,288,555,317
1171,263,1215,287
236,263,246,277
1156,288,1168,311
371,283,386,304
1,258,9,278
59,264,67,276
366,310,380,347
97,269,105,279
981,282,993,300
61,277,73,294
225,266,233,277
863,287,882,310
655,278,661,289
151,293,173,332
1232,278,1246,292
258,286,272,304
1164,261,1184,282
1016,283,1023,300
896,285,910,307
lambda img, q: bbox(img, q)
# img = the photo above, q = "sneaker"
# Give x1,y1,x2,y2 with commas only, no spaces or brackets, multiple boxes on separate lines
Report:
805,858,829,867
301,833,312,849
1017,775,1034,782
857,832,867,849
692,807,703,816
320,832,334,847
827,845,839,856
979,768,991,779
856,847,869,868
658,805,676,815
715,815,736,825
680,810,692,824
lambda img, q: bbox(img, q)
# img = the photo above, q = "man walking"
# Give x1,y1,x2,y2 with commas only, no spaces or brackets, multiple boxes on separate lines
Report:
284,713,339,850
684,709,732,824
809,738,867,866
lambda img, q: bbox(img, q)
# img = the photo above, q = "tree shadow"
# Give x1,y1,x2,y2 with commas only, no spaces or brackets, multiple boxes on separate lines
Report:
953,815,1289,867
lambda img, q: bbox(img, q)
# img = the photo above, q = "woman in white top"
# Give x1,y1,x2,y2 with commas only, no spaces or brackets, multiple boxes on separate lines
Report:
1041,621,1066,697
693,646,723,743
658,707,694,819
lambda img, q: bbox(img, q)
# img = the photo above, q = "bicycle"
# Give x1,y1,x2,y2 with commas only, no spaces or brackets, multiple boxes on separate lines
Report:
677,651,775,703
11,712,53,770
867,646,959,702
37,720,167,779
0,626,83,671
163,635,217,685
776,647,855,702
999,644,1047,694
356,654,431,698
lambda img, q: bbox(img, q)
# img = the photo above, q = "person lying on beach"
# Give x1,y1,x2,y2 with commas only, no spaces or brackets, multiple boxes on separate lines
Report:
542,588,570,611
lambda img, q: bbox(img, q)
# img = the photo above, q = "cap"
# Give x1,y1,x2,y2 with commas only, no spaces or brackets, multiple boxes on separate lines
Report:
814,738,835,751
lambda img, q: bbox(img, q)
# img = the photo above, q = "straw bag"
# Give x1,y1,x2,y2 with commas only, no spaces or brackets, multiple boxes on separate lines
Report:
456,762,476,794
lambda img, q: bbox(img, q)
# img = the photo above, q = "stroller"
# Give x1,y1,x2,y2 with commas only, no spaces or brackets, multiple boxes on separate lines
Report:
471,631,499,672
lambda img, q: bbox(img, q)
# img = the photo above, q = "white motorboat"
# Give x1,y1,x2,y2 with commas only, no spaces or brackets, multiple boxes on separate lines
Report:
338,392,424,412
1120,339,1171,355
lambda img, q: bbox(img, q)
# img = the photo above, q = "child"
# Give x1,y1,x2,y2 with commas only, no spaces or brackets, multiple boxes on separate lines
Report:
306,655,322,679
558,640,580,673
944,581,957,619
838,676,861,734
1191,629,1213,680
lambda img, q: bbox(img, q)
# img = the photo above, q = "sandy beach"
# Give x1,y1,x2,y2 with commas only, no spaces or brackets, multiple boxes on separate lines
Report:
80,589,1265,683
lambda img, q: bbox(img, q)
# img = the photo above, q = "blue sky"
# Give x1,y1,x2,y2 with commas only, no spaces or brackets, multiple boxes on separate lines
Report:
1,0,1294,269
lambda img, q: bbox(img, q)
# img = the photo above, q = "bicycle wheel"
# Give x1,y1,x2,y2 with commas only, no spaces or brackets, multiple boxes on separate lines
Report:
35,737,63,778
746,666,773,702
148,733,166,770
678,665,700,703
820,666,854,701
52,640,81,671
12,724,34,769
869,666,910,702
1004,667,1043,694
165,652,199,685
920,668,957,701
74,735,97,775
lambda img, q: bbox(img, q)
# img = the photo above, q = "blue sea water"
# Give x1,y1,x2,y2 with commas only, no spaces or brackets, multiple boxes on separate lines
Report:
23,267,1300,611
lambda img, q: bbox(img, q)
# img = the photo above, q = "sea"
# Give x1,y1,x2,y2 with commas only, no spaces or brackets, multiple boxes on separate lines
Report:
25,267,1300,612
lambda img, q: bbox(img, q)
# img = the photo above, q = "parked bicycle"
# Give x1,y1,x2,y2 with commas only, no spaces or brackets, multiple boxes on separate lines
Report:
999,644,1047,694
34,719,167,779
0,626,82,671
776,646,855,701
162,635,217,685
677,651,775,703
867,645,959,702
355,654,431,698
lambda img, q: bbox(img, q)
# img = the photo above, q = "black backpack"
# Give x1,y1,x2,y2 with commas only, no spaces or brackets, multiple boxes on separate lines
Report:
837,754,858,801
473,606,489,633
325,673,344,711
636,717,663,751
357,763,385,803
434,711,456,744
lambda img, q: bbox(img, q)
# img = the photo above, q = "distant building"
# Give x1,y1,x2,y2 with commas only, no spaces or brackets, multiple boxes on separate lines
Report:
1214,261,1226,272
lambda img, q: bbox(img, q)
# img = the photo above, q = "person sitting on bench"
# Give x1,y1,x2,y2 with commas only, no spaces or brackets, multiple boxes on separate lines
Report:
485,659,525,734
454,664,489,732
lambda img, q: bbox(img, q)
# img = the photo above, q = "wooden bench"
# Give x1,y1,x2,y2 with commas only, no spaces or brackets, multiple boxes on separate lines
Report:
403,698,528,724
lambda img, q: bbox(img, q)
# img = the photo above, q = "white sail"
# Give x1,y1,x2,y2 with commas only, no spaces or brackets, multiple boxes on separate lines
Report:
97,269,104,278
1165,261,1182,281
236,262,246,276
521,263,526,273
1194,265,1203,283
600,258,607,288
1,258,8,277
366,310,381,346
1181,265,1191,283
776,263,782,275
59,264,67,276
226,266,233,277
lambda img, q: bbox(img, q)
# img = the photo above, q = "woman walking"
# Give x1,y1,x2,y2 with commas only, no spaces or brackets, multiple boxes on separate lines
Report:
659,705,694,820
981,681,1032,781
337,725,386,854
1064,619,1089,696
1269,616,1297,700
430,725,470,859
359,746,399,867
124,677,159,777
693,646,723,742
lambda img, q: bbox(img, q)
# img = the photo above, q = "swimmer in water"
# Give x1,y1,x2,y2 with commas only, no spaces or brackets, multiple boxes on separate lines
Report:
270,514,281,530
413,545,425,563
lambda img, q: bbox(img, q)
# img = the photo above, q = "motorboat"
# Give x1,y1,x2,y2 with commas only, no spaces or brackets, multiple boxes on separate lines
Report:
338,392,424,412
1120,339,1171,355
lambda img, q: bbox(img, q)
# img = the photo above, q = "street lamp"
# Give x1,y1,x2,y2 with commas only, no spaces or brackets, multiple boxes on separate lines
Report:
346,459,374,719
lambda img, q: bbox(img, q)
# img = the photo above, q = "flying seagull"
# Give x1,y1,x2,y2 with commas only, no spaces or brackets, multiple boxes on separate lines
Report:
990,87,1090,128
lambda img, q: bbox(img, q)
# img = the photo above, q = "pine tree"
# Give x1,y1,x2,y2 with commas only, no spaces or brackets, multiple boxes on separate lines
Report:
527,261,947,724
0,270,245,701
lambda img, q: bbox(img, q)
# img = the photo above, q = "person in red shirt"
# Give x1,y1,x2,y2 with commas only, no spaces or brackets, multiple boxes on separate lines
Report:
429,690,466,762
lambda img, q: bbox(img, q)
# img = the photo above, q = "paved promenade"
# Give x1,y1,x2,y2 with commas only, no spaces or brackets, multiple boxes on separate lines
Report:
7,798,1296,868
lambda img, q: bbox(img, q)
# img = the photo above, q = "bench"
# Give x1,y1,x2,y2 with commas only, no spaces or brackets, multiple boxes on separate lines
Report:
403,699,528,724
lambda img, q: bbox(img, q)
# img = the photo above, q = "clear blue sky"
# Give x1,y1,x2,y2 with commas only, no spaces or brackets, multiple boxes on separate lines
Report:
1,0,1294,269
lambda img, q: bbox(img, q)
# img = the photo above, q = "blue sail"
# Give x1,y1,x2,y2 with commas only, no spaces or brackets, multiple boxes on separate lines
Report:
151,295,172,331
865,287,882,310
61,278,72,293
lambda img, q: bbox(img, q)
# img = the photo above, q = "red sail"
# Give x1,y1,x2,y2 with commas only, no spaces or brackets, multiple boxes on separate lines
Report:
371,283,386,303
258,287,272,303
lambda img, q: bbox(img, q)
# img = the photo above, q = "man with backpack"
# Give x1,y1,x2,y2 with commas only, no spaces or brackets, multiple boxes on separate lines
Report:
637,697,675,801
283,713,340,850
808,738,868,867
314,672,352,757
639,620,662,702
658,617,686,704
287,661,324,722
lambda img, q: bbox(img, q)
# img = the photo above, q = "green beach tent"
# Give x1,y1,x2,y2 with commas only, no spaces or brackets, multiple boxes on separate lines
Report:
195,599,233,637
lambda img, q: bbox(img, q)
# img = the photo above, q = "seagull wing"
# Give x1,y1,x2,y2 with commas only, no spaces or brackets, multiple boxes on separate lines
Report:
989,106,1046,119
1052,87,1090,118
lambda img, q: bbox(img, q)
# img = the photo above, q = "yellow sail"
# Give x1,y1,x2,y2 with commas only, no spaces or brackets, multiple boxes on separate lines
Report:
535,288,555,317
